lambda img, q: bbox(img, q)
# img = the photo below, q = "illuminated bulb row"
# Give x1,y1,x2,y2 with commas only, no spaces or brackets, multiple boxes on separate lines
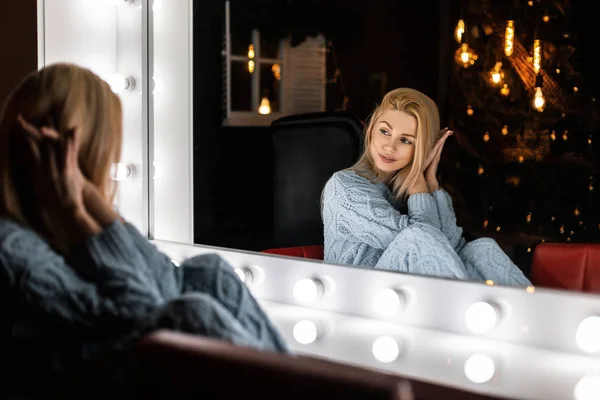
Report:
237,265,600,357
292,319,498,384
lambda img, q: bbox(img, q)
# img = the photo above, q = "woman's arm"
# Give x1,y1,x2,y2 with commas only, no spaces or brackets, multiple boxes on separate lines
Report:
1,221,164,331
432,189,467,252
322,171,441,250
121,222,183,297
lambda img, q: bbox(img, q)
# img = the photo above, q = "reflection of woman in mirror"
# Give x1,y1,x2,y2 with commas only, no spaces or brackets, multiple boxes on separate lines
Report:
0,63,289,396
322,88,531,286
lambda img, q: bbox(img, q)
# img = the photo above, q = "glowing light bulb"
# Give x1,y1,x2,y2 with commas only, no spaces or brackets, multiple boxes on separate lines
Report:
247,44,255,59
170,259,181,267
483,132,490,142
107,74,135,93
465,301,500,333
533,87,545,112
464,354,495,383
110,163,136,181
372,336,400,363
234,267,254,286
504,20,515,56
576,316,600,353
248,60,255,73
460,44,470,64
293,278,324,304
500,84,510,96
455,19,465,43
574,375,600,400
533,39,541,74
258,97,271,115
489,62,503,85
271,64,281,80
293,320,320,345
501,125,508,135
373,288,411,317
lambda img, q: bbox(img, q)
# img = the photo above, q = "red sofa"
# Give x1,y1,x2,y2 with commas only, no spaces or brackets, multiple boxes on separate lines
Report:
263,243,600,294
132,330,509,399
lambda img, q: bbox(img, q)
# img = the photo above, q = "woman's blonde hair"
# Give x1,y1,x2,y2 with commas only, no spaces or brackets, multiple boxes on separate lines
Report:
350,87,440,202
0,63,123,250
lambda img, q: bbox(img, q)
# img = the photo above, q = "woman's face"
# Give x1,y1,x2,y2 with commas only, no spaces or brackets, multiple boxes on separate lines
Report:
369,110,417,182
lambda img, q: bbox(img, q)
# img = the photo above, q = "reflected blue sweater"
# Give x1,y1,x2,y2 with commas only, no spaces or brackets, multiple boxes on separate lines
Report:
322,170,531,285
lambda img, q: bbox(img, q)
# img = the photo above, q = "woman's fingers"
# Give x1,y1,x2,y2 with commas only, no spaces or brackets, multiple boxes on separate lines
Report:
17,115,43,140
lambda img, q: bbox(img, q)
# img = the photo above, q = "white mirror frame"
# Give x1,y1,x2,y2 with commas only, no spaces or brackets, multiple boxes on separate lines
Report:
37,1,600,399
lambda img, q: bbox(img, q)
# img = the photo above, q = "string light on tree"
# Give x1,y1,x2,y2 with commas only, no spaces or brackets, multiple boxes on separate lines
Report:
456,43,478,68
455,19,465,43
489,62,504,85
533,74,545,112
533,39,541,74
504,20,515,56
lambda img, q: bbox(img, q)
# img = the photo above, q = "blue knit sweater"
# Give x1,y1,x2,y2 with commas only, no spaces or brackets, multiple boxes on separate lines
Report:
322,170,531,286
0,217,288,397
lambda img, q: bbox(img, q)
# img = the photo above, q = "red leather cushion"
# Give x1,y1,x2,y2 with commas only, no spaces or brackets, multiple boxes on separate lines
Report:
262,245,324,260
531,243,600,293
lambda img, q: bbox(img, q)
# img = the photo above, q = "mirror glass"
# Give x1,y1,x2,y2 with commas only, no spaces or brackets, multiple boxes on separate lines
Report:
156,0,600,292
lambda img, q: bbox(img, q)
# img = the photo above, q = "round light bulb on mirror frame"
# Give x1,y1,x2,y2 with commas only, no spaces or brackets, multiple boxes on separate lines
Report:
372,336,401,364
292,319,329,345
110,163,136,181
293,277,324,304
464,301,504,334
107,74,136,94
464,353,496,384
574,374,600,400
233,265,265,288
575,315,600,353
372,286,415,317
234,266,254,286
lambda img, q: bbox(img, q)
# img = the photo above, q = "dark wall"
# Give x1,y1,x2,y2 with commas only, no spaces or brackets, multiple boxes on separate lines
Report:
192,0,451,251
0,1,38,108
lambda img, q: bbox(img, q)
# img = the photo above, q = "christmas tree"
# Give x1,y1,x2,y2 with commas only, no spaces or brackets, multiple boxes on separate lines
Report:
444,0,600,259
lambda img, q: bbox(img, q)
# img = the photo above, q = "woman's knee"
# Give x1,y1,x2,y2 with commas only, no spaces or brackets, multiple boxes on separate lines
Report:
150,292,250,340
377,223,467,278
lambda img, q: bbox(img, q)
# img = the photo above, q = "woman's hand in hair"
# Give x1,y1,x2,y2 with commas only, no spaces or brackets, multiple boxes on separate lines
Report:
424,128,453,192
17,115,102,238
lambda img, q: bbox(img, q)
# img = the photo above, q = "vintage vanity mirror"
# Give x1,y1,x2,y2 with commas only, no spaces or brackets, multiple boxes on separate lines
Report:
36,1,600,399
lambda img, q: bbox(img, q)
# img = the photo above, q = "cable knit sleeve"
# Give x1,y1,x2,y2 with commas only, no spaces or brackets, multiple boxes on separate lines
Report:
322,171,441,251
1,220,163,330
122,222,183,298
432,188,467,253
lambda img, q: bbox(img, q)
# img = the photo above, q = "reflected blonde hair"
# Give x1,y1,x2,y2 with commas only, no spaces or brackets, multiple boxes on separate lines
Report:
350,88,440,202
0,63,122,250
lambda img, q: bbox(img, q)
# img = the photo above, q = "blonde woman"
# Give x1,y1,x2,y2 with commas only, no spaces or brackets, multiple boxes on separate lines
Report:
322,88,530,286
0,63,288,397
